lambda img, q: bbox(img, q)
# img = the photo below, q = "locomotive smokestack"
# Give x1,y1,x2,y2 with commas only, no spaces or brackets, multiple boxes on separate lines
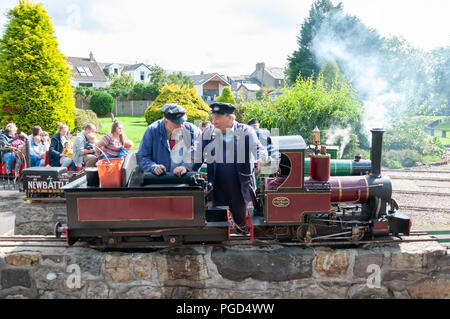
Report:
370,128,385,177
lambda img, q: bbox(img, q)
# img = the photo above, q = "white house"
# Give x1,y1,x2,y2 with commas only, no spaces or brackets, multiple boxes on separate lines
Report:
121,63,152,83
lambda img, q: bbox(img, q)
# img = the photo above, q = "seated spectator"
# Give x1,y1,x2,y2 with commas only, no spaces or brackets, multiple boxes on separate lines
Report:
73,123,97,169
95,119,124,159
1,123,18,174
10,132,27,175
49,123,73,168
29,135,46,167
118,140,133,159
62,140,73,159
27,125,42,150
40,131,50,151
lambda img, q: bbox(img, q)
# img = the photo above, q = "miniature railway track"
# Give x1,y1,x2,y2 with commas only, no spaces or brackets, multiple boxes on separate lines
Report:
400,205,450,213
392,190,450,197
0,231,449,248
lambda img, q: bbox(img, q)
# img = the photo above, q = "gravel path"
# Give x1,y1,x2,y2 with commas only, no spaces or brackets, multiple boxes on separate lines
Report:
386,162,450,230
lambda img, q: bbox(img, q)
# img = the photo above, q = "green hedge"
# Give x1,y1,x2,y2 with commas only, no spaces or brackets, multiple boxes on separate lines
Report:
90,91,114,116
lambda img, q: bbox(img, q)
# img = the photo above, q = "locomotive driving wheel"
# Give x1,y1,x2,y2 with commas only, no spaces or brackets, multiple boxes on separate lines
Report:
296,224,317,243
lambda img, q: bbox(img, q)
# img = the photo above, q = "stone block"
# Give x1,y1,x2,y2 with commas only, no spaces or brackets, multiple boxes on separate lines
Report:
347,284,394,299
1,269,32,289
66,249,102,276
315,249,349,277
104,255,132,283
85,281,113,299
353,253,384,278
391,252,423,270
40,254,65,265
155,250,207,281
425,251,449,270
5,252,40,267
130,255,152,281
211,247,314,282
407,279,450,299
33,266,79,292
383,270,428,282
119,285,166,299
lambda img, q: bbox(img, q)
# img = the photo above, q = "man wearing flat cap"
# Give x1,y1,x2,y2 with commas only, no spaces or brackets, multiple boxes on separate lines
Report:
137,103,201,177
192,102,268,233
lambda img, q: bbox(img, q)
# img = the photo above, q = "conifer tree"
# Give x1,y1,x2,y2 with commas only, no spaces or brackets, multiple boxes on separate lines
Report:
0,0,75,133
216,87,237,105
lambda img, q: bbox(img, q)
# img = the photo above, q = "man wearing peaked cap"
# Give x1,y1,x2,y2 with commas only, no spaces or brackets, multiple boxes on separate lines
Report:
137,103,201,177
192,102,268,233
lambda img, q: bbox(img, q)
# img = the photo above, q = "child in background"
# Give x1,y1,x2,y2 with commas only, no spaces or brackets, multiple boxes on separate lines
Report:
118,140,133,159
62,140,73,159
62,140,77,171
85,133,97,152
29,135,46,167
40,131,50,151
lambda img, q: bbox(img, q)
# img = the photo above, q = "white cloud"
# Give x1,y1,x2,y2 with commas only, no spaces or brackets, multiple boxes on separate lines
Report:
0,0,449,76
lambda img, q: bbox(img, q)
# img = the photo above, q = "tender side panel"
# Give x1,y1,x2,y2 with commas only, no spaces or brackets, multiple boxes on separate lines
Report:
77,196,194,221
266,192,331,223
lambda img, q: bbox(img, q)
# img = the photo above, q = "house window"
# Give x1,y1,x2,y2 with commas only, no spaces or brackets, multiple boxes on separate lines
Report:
140,71,145,81
114,68,119,75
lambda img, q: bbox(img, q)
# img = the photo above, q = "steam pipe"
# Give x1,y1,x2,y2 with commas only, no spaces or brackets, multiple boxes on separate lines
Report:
370,128,385,178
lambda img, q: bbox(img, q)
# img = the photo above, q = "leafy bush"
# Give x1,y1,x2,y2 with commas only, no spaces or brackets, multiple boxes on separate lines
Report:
385,160,402,169
144,84,210,124
217,87,237,105
241,74,362,141
0,1,75,133
74,109,101,134
384,119,446,158
90,91,114,116
383,149,422,167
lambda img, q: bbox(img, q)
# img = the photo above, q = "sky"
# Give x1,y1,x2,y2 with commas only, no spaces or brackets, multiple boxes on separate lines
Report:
0,0,449,76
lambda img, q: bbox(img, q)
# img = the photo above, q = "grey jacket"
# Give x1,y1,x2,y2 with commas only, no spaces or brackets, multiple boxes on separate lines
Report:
73,131,87,167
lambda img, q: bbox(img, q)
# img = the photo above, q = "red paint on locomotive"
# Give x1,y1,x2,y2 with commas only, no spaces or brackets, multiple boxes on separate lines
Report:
265,192,331,223
310,154,331,181
77,196,194,221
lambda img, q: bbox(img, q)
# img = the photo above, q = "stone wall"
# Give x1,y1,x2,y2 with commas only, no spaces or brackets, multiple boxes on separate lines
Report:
0,191,66,236
0,241,448,299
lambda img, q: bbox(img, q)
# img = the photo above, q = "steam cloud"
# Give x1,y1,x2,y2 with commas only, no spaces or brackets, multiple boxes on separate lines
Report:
310,10,410,137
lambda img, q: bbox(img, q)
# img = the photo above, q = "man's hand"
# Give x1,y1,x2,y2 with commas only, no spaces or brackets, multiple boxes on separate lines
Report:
173,166,187,177
153,164,167,176
255,160,263,177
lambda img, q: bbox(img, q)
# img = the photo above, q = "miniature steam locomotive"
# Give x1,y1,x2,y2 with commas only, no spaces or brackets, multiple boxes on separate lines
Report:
57,128,410,248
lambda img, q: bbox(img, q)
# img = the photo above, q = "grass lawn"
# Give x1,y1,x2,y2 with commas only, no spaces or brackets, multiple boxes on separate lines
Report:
436,121,450,130
97,116,148,151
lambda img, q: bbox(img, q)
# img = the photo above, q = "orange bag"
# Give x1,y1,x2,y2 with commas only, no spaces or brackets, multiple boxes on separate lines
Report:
96,158,124,188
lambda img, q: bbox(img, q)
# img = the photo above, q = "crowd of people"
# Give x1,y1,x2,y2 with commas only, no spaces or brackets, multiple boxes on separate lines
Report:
0,119,133,175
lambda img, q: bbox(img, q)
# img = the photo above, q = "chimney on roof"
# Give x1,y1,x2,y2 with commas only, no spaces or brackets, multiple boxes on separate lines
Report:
89,52,95,62
256,62,265,72
200,70,204,75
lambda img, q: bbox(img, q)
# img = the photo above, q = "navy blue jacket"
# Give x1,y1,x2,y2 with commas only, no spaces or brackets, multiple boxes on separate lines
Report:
49,133,64,167
192,121,268,203
136,119,201,173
